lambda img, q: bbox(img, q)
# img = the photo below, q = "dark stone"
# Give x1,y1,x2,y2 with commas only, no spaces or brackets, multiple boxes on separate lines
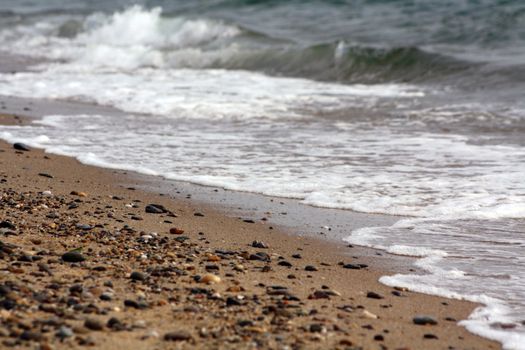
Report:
366,291,383,299
252,240,268,249
164,331,193,342
13,143,30,151
69,284,83,294
342,264,361,270
84,318,104,331
205,264,219,271
292,254,302,259
62,251,85,263
309,324,325,333
107,317,125,330
305,265,318,271
249,252,270,262
374,334,384,341
20,330,42,341
243,219,255,223
0,221,15,230
309,291,330,299
413,315,438,326
76,224,92,230
130,271,146,281
237,320,254,327
38,173,53,178
193,212,204,217
423,333,438,339
278,261,292,267
226,297,242,307
145,204,167,214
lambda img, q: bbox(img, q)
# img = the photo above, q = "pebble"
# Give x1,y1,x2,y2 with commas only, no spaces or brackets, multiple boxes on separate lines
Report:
362,310,378,319
366,291,384,299
413,315,438,326
169,227,184,235
84,318,104,331
252,240,268,248
13,142,30,151
62,250,86,262
309,324,325,333
145,204,167,214
56,326,74,339
305,265,318,271
249,252,271,262
200,274,221,284
424,333,438,339
342,263,362,270
130,271,147,281
278,261,293,267
38,173,54,178
164,331,193,342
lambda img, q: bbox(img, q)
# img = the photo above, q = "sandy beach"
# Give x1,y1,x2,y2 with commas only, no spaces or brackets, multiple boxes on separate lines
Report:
0,110,500,349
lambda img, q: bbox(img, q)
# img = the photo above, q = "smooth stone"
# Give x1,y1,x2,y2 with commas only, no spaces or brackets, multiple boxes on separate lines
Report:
252,240,268,249
342,264,361,270
56,326,74,339
366,291,384,299
278,261,292,267
200,274,221,284
84,318,104,331
62,251,85,263
13,142,30,151
305,265,318,271
309,324,325,333
145,204,167,214
413,315,438,325
130,271,147,281
249,252,271,262
164,331,193,342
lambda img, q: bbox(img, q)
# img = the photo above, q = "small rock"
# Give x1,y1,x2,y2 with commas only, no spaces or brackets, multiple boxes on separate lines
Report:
308,290,330,299
62,250,85,263
309,324,325,333
145,204,167,214
278,261,292,267
20,330,43,341
249,252,271,262
424,333,438,339
413,315,438,326
56,326,74,339
13,142,30,151
164,331,193,342
366,291,383,299
130,271,147,281
342,264,361,270
200,274,221,284
252,241,268,249
374,334,384,341
305,265,318,271
38,173,54,178
362,310,378,319
292,254,302,259
169,228,184,235
84,318,104,331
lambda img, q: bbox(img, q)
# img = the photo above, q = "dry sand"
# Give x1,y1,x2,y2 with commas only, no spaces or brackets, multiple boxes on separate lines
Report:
0,111,501,349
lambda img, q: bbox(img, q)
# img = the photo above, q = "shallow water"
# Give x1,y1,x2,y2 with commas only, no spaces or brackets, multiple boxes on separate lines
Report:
0,2,524,348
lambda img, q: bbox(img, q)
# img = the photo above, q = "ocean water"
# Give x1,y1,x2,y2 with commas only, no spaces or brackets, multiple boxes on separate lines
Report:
0,1,524,348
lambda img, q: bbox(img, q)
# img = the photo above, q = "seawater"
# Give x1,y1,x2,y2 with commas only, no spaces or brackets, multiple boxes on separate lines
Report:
0,2,524,348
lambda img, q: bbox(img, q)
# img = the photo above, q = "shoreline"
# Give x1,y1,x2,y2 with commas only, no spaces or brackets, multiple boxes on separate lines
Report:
0,108,500,349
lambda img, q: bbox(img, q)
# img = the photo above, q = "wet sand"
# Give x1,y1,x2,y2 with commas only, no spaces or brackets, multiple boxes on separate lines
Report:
0,108,500,349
